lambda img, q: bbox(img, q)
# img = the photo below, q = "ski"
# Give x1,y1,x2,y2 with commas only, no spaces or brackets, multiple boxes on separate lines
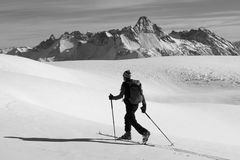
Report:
98,132,155,147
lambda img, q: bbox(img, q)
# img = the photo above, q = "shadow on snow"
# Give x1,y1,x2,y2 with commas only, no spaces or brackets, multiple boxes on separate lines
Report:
4,136,136,146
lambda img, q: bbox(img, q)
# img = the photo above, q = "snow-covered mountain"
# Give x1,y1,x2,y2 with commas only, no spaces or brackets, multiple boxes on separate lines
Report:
170,28,239,56
1,16,240,61
0,47,32,55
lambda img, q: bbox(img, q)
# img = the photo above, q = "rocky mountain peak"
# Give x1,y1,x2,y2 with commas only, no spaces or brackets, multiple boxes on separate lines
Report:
35,34,57,50
49,34,56,41
70,31,88,41
135,16,152,28
133,16,165,37
170,27,221,43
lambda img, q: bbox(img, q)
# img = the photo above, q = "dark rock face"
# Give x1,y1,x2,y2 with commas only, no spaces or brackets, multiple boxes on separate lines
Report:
233,41,240,50
1,17,240,61
35,34,56,50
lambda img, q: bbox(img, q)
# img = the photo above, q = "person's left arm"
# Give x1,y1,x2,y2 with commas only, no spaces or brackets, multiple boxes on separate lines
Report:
140,83,147,113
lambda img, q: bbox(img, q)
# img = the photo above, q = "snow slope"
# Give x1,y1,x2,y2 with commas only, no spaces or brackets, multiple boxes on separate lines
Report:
0,54,240,160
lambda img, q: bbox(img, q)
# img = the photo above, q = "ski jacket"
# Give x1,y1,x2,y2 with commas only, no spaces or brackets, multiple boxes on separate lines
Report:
113,79,146,105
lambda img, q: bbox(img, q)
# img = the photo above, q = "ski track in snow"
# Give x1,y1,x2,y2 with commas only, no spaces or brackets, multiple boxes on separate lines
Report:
171,147,230,160
98,132,230,160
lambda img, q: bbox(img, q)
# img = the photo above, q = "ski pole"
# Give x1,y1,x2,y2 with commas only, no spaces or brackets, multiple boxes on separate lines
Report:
110,99,116,139
145,112,174,146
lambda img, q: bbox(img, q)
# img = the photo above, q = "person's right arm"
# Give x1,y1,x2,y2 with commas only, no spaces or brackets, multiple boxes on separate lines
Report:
109,83,125,100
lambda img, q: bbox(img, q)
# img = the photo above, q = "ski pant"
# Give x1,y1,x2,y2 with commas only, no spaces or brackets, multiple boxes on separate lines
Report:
124,100,148,135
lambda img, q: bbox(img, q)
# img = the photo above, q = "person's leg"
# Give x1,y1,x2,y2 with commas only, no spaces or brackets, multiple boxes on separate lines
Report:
128,105,150,143
117,101,132,140
128,106,148,135
116,112,132,140
124,102,150,142
124,112,132,132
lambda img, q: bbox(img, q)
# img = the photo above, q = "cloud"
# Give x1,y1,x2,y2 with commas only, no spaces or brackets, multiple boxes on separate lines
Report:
0,0,240,47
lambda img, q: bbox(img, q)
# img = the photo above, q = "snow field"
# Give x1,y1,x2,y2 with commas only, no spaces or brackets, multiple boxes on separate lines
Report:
0,54,240,159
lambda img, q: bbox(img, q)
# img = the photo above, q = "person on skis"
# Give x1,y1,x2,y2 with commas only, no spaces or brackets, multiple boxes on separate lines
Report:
109,70,150,143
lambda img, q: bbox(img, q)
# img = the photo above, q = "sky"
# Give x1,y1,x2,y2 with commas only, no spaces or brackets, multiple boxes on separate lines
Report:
0,0,240,48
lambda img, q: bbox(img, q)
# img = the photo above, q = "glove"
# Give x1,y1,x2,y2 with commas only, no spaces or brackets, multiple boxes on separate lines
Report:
109,94,114,100
141,104,146,113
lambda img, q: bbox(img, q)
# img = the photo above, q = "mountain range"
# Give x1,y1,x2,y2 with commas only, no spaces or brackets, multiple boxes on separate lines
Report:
1,16,240,61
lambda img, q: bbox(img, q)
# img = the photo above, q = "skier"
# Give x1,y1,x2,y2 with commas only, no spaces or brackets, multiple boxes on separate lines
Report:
109,70,150,143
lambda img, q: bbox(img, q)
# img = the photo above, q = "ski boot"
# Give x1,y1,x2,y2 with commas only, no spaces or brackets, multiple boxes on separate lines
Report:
117,132,131,140
142,131,150,144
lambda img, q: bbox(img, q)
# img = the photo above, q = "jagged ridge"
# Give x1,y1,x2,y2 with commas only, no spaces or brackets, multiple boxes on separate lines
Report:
1,16,239,61
170,28,239,56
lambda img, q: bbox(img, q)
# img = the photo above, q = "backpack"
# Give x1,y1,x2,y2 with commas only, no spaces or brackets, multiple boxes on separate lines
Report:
128,80,143,104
